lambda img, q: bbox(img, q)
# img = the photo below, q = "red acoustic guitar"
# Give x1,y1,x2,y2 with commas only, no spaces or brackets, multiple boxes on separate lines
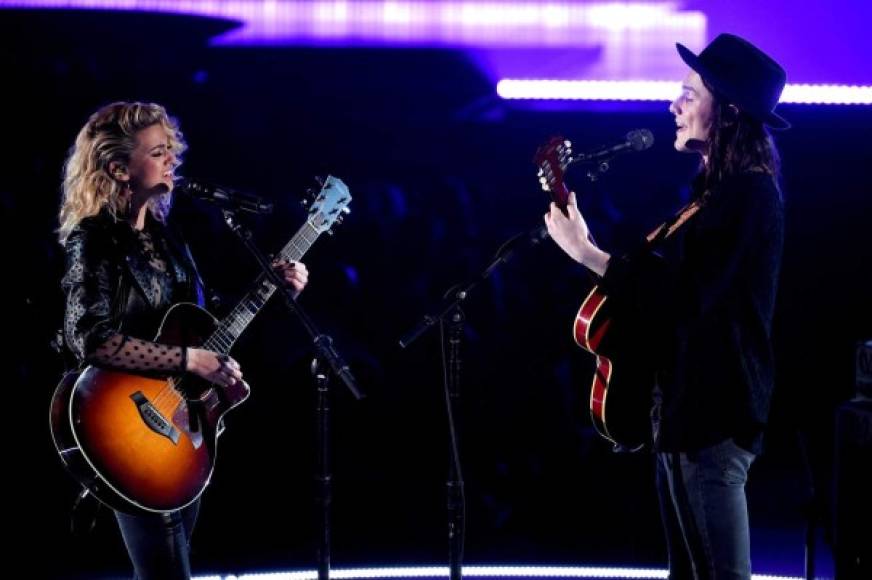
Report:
535,137,703,450
50,176,351,513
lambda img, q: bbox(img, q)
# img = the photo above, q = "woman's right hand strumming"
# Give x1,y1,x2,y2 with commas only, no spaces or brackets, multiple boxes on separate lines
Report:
185,348,243,387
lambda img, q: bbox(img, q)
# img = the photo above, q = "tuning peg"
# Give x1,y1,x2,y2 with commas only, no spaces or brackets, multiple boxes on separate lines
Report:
301,198,310,208
341,207,351,215
326,229,334,236
537,168,544,177
336,216,344,225
303,186,319,205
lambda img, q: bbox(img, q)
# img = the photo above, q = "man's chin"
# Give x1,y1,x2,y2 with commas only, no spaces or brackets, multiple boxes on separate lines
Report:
675,137,706,154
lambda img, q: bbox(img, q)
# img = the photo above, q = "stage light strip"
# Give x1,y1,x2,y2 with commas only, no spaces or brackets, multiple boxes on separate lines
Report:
197,566,804,580
0,1,704,47
497,80,680,102
224,568,667,579
780,83,872,104
496,79,872,105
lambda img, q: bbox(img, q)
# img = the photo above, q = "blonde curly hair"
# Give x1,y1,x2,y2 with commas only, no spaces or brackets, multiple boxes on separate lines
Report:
58,101,186,244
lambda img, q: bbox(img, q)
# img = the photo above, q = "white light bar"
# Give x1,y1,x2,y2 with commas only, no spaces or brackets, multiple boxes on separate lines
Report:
226,568,666,579
497,79,872,105
780,83,872,104
497,80,680,101
197,566,804,580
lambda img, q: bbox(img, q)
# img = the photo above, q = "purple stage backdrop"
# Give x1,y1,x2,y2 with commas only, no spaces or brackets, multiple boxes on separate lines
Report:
3,0,871,84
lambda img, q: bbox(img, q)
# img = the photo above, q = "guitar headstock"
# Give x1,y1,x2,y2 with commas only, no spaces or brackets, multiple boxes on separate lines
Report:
305,175,352,234
533,136,573,210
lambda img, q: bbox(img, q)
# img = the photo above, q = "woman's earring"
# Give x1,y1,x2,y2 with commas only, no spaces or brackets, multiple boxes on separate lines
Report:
121,181,132,214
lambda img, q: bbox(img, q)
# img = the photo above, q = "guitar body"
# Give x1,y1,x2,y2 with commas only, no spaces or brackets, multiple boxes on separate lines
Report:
536,136,703,450
49,303,251,513
573,286,654,450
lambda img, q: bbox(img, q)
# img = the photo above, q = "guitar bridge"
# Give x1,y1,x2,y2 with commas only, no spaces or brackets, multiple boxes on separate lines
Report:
130,391,181,445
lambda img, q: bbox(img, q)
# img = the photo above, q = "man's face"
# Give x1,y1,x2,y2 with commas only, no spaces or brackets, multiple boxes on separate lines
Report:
669,70,715,154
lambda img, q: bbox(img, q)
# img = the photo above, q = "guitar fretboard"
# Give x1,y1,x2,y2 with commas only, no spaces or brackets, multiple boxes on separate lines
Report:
202,222,320,353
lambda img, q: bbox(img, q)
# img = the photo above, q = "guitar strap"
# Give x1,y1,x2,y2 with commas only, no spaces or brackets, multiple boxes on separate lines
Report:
644,192,710,248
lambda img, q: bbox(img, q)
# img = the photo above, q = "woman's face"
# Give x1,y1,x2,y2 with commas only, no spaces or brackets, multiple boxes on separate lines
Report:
125,123,176,198
669,70,714,154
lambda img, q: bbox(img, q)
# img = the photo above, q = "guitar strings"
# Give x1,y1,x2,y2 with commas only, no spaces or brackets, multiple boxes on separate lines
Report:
147,225,315,421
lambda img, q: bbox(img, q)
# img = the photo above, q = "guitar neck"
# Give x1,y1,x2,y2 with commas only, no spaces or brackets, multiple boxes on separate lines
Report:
202,222,321,353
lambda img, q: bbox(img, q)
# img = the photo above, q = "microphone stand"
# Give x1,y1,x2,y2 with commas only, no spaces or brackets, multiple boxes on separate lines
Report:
570,154,616,183
220,209,364,580
399,225,548,580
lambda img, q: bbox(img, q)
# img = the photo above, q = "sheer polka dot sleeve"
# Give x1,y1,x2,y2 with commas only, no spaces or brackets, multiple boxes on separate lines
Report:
91,333,187,373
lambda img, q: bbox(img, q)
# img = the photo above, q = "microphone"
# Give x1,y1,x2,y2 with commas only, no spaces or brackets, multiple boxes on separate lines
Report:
175,179,274,214
570,129,654,164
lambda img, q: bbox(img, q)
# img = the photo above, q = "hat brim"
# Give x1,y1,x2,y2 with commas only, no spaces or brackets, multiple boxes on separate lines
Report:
676,43,790,130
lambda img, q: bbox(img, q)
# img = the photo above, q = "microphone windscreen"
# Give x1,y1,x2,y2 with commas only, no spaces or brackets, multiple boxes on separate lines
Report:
627,129,655,151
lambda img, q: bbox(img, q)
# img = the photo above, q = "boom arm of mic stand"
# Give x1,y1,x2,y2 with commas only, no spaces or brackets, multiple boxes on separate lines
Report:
399,224,545,348
220,209,364,400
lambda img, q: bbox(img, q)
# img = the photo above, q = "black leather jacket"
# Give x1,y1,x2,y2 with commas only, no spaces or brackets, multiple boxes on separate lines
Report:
62,210,206,365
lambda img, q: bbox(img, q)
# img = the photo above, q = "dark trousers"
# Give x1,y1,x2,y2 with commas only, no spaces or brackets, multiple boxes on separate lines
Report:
656,439,756,580
114,499,200,580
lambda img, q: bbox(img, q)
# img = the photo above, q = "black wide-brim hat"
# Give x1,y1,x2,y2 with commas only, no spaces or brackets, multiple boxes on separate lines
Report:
677,33,790,130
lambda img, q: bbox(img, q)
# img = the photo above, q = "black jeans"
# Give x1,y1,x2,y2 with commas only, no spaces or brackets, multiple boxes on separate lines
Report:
114,499,200,580
656,439,756,580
